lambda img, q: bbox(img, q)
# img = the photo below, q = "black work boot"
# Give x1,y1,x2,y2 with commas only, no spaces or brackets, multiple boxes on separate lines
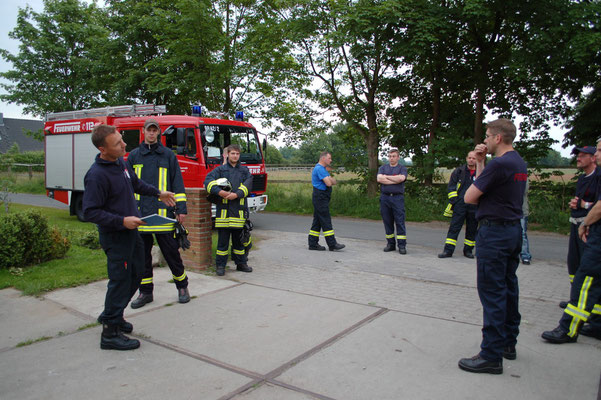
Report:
236,264,253,273
100,324,140,350
216,265,225,276
383,243,396,252
463,248,475,259
178,287,190,303
329,243,346,251
131,292,153,309
438,251,453,258
541,326,578,344
118,318,133,334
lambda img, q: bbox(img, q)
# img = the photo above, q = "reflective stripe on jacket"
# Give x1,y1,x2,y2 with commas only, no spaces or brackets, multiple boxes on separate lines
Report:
127,142,187,233
204,162,252,229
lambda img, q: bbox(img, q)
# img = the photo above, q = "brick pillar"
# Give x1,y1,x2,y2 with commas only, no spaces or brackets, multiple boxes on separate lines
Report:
180,187,212,271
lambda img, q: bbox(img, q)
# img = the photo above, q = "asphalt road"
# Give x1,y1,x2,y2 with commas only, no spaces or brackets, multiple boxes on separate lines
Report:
7,193,569,266
250,212,569,266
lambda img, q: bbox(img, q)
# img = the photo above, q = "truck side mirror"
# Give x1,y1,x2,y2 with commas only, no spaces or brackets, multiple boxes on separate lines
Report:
176,128,186,155
263,137,267,152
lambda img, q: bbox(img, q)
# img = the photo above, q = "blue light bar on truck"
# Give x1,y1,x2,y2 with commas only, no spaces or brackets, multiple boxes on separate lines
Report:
192,105,202,116
235,111,244,121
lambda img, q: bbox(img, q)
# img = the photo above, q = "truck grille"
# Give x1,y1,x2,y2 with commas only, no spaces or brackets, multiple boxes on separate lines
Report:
252,174,266,192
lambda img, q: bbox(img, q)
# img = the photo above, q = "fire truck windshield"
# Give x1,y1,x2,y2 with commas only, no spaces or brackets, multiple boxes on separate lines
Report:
204,125,262,164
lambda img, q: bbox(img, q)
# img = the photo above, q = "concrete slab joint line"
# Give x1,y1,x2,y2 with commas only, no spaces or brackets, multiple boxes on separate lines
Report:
215,307,388,400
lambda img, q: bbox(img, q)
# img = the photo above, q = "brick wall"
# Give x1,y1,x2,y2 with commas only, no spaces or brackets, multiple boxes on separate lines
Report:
180,187,213,271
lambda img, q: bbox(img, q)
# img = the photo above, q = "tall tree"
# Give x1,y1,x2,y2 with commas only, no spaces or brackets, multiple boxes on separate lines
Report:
274,0,402,196
0,0,108,116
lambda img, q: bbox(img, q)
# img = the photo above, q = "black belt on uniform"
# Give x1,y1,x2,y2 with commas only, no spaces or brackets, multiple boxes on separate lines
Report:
479,219,519,226
382,193,403,196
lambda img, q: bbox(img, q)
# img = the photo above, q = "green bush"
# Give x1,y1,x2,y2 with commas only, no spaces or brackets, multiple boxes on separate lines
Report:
0,210,71,269
78,230,101,249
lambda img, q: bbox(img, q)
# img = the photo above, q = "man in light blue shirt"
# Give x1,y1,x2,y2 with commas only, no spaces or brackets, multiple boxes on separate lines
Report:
308,151,345,251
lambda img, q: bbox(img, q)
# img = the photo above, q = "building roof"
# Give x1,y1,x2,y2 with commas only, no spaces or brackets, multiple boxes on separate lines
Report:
0,114,44,153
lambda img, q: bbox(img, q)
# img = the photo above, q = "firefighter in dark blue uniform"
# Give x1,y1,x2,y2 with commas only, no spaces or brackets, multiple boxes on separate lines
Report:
558,146,600,309
377,148,408,254
543,141,601,343
438,151,478,258
204,144,253,276
127,119,190,309
458,118,527,375
308,151,345,251
83,124,175,350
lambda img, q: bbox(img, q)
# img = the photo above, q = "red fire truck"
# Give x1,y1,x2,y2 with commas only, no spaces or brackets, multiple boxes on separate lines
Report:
44,104,268,220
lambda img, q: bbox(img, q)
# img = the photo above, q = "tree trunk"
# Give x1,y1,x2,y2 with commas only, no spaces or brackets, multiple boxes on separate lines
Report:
474,86,485,143
425,77,441,186
365,107,379,197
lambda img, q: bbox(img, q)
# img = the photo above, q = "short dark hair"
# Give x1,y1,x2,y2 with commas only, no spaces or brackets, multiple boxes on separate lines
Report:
226,144,242,154
487,118,516,144
91,124,117,149
319,151,331,159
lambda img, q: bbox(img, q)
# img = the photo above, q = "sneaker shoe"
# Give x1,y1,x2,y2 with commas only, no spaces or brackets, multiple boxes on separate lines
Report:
541,326,577,344
131,293,153,309
522,259,531,265
329,243,345,251
458,354,502,374
398,247,407,255
308,244,326,251
178,288,190,303
438,252,452,258
236,264,253,273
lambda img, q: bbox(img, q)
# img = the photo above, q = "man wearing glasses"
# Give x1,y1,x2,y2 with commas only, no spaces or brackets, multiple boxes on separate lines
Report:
458,119,527,375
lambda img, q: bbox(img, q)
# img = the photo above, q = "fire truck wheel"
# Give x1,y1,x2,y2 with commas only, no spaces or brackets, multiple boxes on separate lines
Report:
73,193,86,222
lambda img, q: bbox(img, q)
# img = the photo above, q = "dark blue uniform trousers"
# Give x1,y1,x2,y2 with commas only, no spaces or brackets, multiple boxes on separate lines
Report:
309,187,337,247
476,223,522,362
216,228,247,267
380,194,406,246
443,200,477,254
98,229,145,325
567,222,586,279
559,224,601,336
139,233,188,294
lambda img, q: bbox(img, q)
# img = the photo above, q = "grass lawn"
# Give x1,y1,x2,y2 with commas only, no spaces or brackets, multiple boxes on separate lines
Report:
0,203,232,295
0,204,105,296
0,172,46,194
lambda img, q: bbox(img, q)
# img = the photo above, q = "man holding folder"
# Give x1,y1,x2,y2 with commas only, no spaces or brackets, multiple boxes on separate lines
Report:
83,123,175,351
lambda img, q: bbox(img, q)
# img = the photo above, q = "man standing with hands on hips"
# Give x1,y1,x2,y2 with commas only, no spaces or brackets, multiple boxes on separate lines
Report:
458,118,527,374
377,148,408,254
83,124,176,351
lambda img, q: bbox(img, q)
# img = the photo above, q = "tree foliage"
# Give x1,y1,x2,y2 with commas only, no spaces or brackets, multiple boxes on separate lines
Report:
0,0,108,117
1,0,600,187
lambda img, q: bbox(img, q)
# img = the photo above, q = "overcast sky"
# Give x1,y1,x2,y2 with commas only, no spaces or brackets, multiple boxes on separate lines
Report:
0,0,574,156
